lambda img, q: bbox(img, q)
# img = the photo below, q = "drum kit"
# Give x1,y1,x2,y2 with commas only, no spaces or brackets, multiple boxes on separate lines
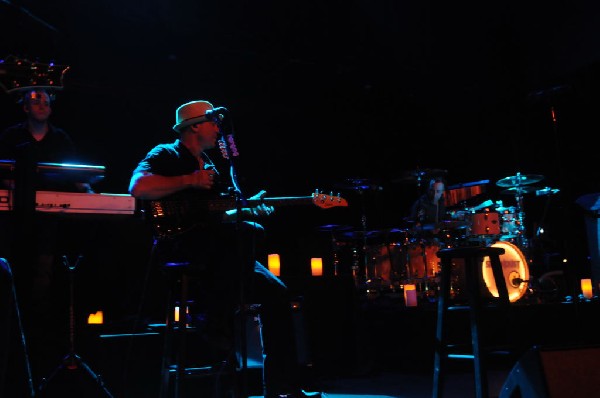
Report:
319,171,559,303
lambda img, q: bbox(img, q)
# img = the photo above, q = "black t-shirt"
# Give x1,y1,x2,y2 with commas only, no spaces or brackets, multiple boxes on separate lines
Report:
0,121,82,192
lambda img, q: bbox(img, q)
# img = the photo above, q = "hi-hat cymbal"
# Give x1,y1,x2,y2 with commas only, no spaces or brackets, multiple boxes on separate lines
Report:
496,173,544,188
316,224,353,232
500,186,539,195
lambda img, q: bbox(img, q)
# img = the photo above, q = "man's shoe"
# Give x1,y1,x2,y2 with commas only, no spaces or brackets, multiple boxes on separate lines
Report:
276,390,323,398
299,390,323,398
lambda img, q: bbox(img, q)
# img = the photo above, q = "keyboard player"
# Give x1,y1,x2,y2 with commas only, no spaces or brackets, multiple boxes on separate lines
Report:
0,87,97,395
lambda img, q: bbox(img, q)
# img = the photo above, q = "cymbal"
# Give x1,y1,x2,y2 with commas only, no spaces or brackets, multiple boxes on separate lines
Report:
340,230,382,240
391,168,448,184
316,224,353,232
496,173,544,188
500,186,539,195
381,227,408,234
334,178,382,191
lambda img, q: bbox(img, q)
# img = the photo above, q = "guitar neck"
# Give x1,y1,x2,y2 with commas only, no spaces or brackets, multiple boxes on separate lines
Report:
208,196,315,212
145,191,347,239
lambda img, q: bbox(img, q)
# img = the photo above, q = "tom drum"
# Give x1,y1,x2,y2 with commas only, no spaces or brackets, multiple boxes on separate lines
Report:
406,240,441,280
470,211,501,236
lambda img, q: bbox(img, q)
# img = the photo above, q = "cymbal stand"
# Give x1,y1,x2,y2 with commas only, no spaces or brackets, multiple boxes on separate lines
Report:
330,233,341,277
38,255,114,398
357,188,371,287
512,187,529,250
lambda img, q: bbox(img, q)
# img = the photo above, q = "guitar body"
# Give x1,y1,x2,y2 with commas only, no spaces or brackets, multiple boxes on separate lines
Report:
142,190,348,239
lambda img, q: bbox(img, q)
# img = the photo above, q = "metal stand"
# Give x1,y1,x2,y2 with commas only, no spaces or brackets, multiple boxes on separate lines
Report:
37,255,113,398
1,257,35,397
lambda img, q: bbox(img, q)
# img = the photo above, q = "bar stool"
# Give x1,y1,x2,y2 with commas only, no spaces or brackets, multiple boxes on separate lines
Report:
159,261,239,398
433,246,512,398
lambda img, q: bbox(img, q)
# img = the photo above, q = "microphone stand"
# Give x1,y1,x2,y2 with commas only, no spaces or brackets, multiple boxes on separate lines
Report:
38,256,113,397
215,117,249,398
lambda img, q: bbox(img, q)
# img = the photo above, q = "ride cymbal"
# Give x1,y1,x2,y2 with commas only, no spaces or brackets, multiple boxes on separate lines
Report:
496,173,544,188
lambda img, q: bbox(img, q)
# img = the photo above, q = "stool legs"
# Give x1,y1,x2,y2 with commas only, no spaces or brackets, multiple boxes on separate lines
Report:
433,247,510,398
464,255,487,398
433,255,452,398
159,270,190,398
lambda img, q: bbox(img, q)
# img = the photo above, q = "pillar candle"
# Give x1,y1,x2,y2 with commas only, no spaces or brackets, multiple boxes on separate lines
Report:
404,284,418,307
268,253,281,276
581,278,593,299
311,257,323,276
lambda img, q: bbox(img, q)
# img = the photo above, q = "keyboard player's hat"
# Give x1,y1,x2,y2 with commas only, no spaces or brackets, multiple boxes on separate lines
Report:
172,100,214,133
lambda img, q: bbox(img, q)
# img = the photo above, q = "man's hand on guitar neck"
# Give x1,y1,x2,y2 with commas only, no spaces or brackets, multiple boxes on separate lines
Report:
224,189,274,221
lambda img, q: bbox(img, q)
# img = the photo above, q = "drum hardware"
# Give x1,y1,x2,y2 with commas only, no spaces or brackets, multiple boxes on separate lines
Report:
316,224,353,276
535,187,560,197
333,177,382,286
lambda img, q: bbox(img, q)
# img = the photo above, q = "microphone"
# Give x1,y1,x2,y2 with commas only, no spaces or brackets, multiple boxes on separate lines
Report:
205,107,228,121
219,134,239,159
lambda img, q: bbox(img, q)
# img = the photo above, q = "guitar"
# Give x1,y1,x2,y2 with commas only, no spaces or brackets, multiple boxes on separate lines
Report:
143,191,349,239
0,55,69,94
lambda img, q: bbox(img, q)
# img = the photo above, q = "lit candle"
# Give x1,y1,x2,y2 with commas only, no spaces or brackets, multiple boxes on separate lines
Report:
581,278,593,299
404,284,418,307
268,253,281,276
174,306,180,322
311,257,323,276
87,310,104,324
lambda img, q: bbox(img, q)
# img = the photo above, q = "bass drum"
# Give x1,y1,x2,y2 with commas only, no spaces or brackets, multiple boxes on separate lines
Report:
481,241,529,302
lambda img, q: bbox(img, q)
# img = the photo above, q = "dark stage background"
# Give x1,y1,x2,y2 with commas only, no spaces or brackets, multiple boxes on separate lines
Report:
3,1,600,319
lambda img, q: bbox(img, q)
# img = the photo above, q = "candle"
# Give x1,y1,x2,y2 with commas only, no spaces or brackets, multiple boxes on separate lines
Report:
581,278,593,299
311,257,323,276
268,253,281,276
87,310,104,324
404,284,418,307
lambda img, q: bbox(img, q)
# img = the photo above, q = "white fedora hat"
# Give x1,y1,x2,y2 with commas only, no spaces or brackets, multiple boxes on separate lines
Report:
172,100,214,132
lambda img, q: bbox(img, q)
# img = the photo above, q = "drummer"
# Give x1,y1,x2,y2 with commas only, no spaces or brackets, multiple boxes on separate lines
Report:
408,178,449,234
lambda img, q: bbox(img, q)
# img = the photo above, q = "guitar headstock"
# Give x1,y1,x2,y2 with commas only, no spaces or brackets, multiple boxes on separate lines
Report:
312,191,348,209
0,55,69,95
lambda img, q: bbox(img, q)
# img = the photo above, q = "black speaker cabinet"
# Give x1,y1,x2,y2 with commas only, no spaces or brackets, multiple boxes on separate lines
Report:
500,344,600,398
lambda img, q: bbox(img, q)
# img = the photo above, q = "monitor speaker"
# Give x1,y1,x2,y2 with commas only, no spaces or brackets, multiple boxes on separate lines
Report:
499,344,600,398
